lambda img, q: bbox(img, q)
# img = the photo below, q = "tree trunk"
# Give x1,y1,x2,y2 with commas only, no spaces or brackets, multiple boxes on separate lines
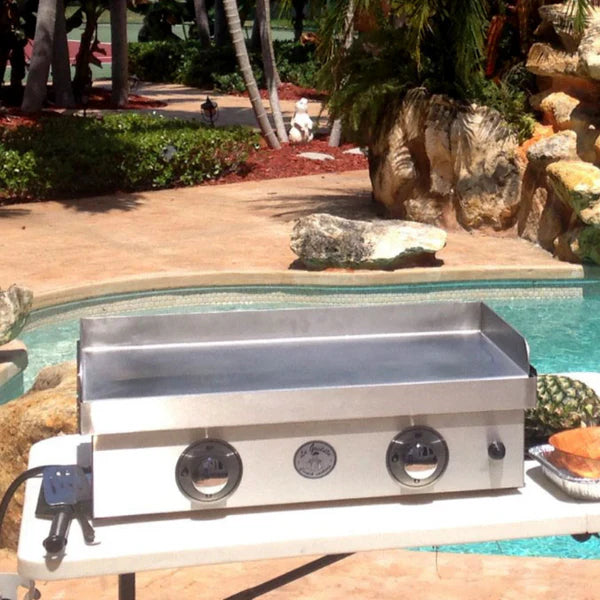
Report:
21,0,57,112
214,0,229,46
72,16,97,100
250,14,260,50
193,0,211,46
328,0,355,147
52,0,75,108
292,0,305,42
110,0,129,108
255,0,287,142
222,0,280,149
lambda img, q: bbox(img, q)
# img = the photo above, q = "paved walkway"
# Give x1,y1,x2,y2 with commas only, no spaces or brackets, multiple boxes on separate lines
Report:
0,84,596,598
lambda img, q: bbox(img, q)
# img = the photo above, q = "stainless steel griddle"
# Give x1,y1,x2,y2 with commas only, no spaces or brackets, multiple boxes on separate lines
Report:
77,302,536,519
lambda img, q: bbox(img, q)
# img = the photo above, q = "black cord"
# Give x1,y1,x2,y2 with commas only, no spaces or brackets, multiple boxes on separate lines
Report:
0,466,49,544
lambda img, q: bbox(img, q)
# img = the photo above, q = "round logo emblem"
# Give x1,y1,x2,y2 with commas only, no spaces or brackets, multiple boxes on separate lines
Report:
294,440,336,479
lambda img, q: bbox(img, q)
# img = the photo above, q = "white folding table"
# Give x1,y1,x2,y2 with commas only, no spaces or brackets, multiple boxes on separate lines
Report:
14,434,600,599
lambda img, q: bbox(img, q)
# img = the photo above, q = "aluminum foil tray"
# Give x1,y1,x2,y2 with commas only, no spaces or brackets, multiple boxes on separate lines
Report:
529,444,600,501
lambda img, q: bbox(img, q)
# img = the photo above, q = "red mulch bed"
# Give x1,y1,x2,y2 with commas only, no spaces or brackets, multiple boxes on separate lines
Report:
0,87,165,129
233,82,327,102
208,134,366,186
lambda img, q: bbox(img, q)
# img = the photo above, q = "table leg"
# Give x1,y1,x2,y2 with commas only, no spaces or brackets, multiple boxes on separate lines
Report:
118,573,135,600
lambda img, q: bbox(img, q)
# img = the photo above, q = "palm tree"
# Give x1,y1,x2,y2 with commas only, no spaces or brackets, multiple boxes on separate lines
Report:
193,0,211,45
110,0,129,107
327,0,354,147
52,0,75,107
214,0,229,45
222,0,281,148
21,0,57,112
255,0,288,142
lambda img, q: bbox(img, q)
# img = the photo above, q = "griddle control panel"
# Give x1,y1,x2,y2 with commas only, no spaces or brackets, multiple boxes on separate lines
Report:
386,427,449,487
176,440,242,502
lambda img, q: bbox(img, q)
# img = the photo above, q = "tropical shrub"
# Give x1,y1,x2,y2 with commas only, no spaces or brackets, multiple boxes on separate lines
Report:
0,113,259,201
128,39,321,91
128,41,187,82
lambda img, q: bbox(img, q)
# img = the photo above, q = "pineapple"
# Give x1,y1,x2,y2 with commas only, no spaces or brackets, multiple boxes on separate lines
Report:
526,374,600,445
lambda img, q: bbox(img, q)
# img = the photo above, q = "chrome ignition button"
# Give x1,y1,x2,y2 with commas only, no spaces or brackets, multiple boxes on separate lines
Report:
294,440,337,479
176,439,242,502
387,426,449,487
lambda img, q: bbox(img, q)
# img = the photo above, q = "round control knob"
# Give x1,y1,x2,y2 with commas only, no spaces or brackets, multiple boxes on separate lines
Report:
176,439,242,502
387,426,449,488
488,441,506,460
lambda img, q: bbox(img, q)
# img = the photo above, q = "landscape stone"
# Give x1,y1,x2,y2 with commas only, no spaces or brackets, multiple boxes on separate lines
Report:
369,93,522,230
578,10,600,80
537,3,582,52
0,362,78,550
0,285,33,346
298,152,335,161
526,43,581,78
369,118,417,216
553,228,583,263
404,196,448,225
538,92,585,131
450,106,522,229
342,147,366,155
573,225,600,264
526,130,578,166
290,213,446,270
576,129,600,163
424,95,456,196
547,160,600,225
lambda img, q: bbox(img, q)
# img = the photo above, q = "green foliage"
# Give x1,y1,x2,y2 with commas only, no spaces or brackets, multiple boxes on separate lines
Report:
128,41,187,82
128,39,321,91
322,23,537,144
274,41,320,88
0,113,258,201
463,65,538,144
176,44,239,87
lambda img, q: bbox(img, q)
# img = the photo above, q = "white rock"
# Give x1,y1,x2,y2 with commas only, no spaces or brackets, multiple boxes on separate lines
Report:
298,152,335,161
290,213,446,270
0,285,33,346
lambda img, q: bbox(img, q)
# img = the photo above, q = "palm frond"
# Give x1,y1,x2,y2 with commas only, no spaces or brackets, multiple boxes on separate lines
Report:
565,0,600,33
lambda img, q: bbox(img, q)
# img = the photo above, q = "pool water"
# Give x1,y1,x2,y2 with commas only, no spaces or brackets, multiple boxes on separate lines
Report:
11,279,600,559
18,279,600,390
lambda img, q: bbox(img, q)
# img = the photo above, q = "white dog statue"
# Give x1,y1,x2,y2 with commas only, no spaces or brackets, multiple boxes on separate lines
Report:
289,98,314,143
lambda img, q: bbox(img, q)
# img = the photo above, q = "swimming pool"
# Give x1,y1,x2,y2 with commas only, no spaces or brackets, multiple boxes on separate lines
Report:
8,278,600,559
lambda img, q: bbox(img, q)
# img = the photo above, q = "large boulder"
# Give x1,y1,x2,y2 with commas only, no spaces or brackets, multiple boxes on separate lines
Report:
290,213,447,270
537,92,591,132
369,92,522,230
536,3,583,52
526,130,578,167
0,362,78,550
578,10,600,80
526,43,581,78
0,285,33,347
547,160,600,225
450,107,522,229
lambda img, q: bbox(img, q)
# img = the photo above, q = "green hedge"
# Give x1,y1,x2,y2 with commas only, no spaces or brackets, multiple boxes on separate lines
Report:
128,40,320,91
0,113,259,201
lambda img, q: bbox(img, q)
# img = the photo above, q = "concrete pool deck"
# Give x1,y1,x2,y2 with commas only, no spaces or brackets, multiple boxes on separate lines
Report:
1,84,600,598
0,168,591,308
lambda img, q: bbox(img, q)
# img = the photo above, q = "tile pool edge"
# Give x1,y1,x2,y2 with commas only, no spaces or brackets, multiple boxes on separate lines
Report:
30,265,595,310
